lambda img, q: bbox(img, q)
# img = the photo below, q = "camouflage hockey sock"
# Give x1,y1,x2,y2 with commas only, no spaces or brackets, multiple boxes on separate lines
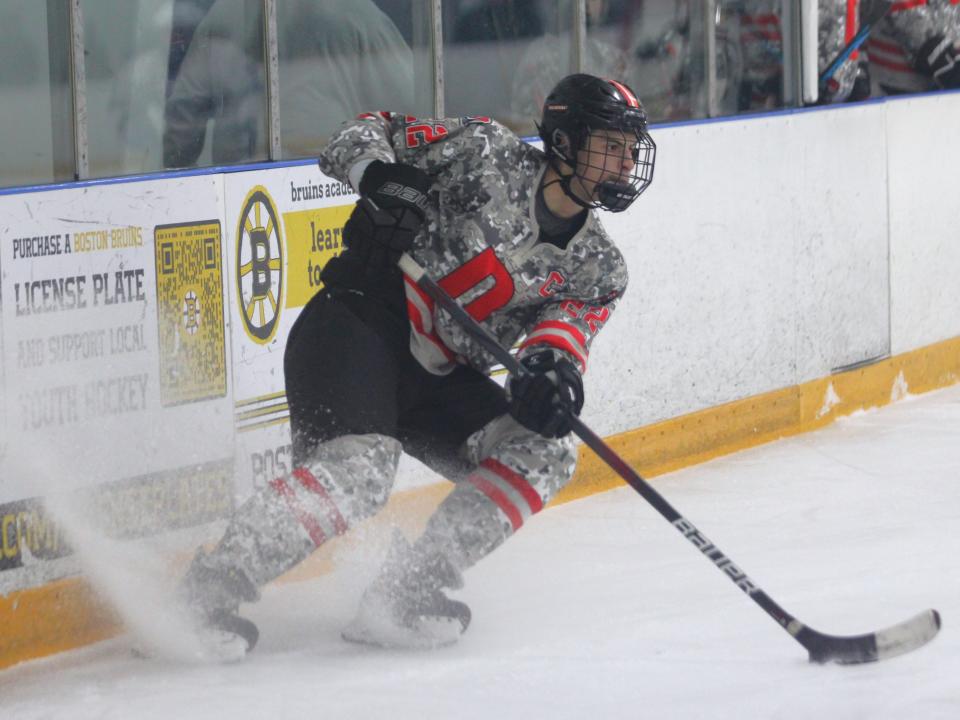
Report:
179,434,401,653
198,434,401,589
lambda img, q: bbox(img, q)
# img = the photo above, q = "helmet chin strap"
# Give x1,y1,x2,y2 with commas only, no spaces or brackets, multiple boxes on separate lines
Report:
543,156,594,212
544,151,640,213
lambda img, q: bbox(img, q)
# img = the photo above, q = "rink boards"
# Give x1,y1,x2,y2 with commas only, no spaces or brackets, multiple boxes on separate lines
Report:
1,91,959,669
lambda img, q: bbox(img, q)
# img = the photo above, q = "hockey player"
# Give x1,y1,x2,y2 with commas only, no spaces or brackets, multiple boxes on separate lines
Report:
818,0,872,104
866,0,960,95
177,73,656,655
732,0,785,111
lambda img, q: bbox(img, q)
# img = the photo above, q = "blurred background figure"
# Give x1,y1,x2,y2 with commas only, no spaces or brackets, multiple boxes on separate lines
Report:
163,0,265,167
632,0,742,121
447,0,671,133
725,0,784,112
508,0,633,130
818,0,871,104
452,0,544,42
865,0,960,95
443,0,553,133
632,0,696,120
276,0,416,158
163,0,415,168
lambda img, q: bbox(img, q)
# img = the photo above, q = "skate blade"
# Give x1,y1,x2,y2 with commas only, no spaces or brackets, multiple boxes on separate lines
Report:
193,628,250,663
341,615,463,650
130,628,249,664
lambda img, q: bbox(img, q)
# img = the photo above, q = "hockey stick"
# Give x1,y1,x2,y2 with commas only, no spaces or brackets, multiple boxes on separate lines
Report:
819,0,893,88
398,253,941,664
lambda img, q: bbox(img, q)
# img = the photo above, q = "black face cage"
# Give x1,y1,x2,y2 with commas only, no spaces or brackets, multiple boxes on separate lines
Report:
560,125,656,213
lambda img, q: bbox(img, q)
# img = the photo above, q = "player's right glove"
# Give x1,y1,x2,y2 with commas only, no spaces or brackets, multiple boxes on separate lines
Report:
342,160,431,269
507,350,584,439
915,35,960,89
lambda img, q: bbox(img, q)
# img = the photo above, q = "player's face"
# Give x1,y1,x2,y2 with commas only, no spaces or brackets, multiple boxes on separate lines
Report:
573,129,638,201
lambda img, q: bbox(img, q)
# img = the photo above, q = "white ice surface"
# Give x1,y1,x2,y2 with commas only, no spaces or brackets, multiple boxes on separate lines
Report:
2,384,959,719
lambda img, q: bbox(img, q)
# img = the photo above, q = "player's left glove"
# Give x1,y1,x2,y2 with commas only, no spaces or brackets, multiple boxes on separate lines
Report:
342,161,431,270
507,350,584,439
915,35,960,89
343,197,422,270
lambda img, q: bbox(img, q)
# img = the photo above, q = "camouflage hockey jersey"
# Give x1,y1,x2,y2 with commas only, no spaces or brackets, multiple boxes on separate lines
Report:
867,0,960,94
317,113,628,377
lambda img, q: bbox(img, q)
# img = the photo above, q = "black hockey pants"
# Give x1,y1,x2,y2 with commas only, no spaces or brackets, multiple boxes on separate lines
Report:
283,287,510,479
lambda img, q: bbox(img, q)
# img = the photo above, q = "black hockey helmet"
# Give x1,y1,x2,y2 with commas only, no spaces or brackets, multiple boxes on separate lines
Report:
538,74,656,212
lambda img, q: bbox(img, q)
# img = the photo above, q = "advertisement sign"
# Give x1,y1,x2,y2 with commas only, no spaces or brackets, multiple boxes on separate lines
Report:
0,178,235,577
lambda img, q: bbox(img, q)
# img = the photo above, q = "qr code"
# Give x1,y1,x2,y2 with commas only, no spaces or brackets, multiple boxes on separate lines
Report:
154,221,227,406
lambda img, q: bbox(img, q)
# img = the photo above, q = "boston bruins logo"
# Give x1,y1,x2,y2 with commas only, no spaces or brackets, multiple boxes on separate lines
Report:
236,186,284,344
182,288,201,335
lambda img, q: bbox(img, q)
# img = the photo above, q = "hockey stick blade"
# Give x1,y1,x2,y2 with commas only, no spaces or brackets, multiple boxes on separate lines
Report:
794,609,941,665
397,253,942,665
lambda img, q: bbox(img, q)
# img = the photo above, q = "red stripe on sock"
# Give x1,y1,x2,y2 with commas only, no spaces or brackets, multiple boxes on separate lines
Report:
292,467,349,535
481,459,543,514
468,474,523,531
269,477,327,547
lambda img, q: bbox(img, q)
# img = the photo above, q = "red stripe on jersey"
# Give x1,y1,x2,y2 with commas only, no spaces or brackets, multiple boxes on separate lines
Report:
891,0,926,10
869,56,915,73
468,474,524,531
405,273,433,308
356,111,392,132
742,13,780,26
406,299,456,362
292,467,348,535
868,37,905,54
607,79,639,108
406,297,427,333
404,276,456,362
741,28,783,42
531,320,587,348
269,477,327,547
481,459,543,514
356,111,392,122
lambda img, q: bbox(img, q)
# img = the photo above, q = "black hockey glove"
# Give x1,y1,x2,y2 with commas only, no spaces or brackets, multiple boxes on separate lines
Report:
342,160,431,270
343,197,421,270
915,35,960,90
507,350,584,439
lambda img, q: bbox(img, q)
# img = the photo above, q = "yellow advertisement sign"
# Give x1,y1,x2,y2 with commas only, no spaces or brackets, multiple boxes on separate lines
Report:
155,220,227,406
283,204,352,309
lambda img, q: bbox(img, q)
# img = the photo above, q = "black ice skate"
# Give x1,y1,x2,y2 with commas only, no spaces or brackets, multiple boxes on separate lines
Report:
177,550,261,662
342,532,471,649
